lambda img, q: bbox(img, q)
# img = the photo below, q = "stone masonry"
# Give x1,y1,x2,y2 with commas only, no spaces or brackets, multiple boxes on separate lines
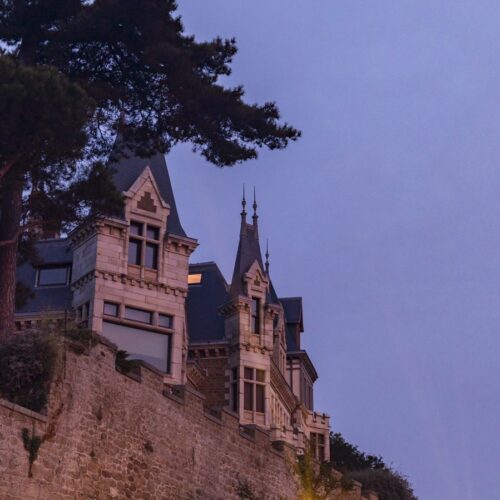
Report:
0,338,375,500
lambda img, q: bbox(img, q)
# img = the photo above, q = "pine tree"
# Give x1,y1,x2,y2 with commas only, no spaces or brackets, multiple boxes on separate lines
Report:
0,0,300,338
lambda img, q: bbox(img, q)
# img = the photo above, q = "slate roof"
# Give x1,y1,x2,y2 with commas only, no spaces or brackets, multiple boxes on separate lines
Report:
229,222,264,297
186,262,229,343
108,138,186,238
280,297,303,352
15,239,73,315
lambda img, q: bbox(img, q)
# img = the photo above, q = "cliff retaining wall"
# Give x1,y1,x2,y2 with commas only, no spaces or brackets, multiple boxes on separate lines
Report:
0,339,371,500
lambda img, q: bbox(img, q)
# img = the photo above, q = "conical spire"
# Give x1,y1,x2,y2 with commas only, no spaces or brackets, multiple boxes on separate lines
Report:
252,186,259,239
265,239,270,274
241,184,247,219
229,189,265,298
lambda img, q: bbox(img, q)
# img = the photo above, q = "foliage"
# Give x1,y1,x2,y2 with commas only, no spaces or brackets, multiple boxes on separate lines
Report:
115,349,141,375
0,330,60,412
329,433,417,500
64,325,98,354
0,0,300,337
294,444,352,500
21,427,42,477
329,432,385,473
349,469,418,500
0,0,300,167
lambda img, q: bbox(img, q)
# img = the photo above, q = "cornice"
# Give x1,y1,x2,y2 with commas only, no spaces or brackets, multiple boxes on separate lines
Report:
72,269,189,298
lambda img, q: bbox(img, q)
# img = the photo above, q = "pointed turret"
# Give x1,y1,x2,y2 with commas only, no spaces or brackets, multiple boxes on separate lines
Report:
107,132,186,237
229,187,265,298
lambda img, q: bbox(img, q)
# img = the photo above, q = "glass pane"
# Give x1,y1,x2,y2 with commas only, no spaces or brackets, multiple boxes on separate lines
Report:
125,306,152,324
103,302,119,317
256,385,265,413
244,382,253,411
244,367,253,380
256,369,265,382
145,242,158,269
251,298,258,315
188,273,202,284
159,314,173,328
130,221,143,236
146,225,159,240
102,321,170,372
38,266,68,286
128,239,141,265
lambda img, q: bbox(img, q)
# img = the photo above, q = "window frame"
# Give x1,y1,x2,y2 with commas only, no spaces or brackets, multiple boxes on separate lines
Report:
243,366,266,413
251,297,261,334
127,220,161,270
36,265,70,287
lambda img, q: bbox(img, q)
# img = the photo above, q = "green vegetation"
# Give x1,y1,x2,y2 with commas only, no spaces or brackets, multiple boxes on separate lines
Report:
0,0,300,339
294,444,352,500
0,330,59,412
115,349,141,376
0,323,98,412
21,427,42,477
329,433,417,500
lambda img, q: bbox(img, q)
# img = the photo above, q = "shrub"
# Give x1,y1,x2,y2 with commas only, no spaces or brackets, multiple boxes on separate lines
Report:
115,349,141,375
0,330,60,412
349,468,417,500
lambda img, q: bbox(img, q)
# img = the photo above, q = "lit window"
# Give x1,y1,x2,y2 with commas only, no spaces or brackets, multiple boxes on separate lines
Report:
158,314,173,329
128,221,160,270
188,273,202,285
251,298,260,334
243,367,265,413
37,266,70,286
103,302,119,317
124,306,153,324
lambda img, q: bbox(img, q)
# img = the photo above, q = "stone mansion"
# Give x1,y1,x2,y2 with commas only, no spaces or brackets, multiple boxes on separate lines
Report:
15,146,331,462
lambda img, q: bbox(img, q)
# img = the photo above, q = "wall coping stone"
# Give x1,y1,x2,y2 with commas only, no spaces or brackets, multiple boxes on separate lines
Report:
0,398,48,423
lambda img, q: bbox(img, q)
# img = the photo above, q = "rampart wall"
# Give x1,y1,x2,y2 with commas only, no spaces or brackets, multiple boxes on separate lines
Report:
0,339,374,500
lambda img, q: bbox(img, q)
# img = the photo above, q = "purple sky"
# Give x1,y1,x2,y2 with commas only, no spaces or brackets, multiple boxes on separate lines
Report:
168,2,499,499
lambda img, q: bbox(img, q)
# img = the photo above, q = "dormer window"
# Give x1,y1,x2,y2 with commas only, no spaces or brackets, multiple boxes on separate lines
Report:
128,220,160,270
251,297,260,334
36,265,70,287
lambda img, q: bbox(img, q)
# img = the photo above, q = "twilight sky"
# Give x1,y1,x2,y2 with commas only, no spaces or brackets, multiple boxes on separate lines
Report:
168,2,499,499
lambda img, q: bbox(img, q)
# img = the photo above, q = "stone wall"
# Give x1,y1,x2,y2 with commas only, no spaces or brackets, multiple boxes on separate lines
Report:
0,339,373,500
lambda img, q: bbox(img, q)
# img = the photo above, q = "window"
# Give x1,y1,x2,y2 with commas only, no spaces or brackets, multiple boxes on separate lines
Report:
124,306,153,324
188,273,202,285
102,321,171,373
310,433,326,462
77,302,90,324
243,367,265,413
103,302,119,317
158,314,173,329
37,266,70,286
128,221,160,269
251,298,260,334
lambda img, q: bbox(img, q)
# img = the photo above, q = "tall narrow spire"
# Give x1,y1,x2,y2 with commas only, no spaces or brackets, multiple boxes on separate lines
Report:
252,186,259,231
265,239,270,274
241,184,247,226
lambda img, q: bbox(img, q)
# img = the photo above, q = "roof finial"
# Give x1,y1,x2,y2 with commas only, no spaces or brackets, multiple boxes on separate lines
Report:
265,239,270,274
252,186,258,226
241,184,247,223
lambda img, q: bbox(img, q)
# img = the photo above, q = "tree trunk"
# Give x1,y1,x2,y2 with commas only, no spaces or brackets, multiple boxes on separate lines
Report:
0,176,23,341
